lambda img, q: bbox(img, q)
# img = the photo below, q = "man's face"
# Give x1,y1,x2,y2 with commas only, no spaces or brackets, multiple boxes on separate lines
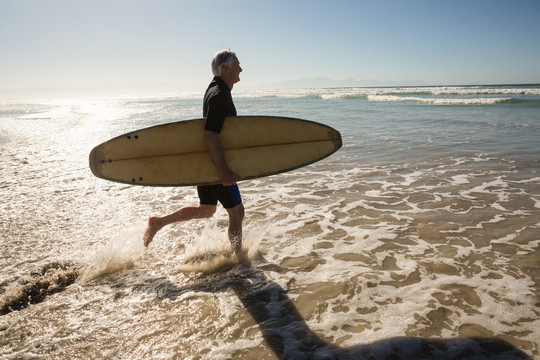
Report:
223,56,242,85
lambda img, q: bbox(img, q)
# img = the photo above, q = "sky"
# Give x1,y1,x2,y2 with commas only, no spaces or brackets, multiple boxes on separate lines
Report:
1,0,540,94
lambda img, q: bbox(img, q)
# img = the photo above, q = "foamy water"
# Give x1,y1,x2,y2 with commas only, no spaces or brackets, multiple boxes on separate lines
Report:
1,85,539,359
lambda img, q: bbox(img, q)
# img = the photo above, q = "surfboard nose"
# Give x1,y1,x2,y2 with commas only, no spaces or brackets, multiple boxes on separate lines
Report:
330,128,343,150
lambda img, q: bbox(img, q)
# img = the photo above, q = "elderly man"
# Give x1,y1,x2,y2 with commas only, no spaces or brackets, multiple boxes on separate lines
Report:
143,49,245,259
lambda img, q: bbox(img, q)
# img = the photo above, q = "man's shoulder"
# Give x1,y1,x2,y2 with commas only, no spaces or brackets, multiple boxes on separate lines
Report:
203,76,235,119
205,80,227,99
206,86,229,103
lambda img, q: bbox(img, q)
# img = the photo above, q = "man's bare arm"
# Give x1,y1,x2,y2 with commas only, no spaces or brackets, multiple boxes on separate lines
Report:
205,130,242,186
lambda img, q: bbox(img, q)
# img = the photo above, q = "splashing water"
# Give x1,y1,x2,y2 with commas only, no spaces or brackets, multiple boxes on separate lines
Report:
78,224,147,282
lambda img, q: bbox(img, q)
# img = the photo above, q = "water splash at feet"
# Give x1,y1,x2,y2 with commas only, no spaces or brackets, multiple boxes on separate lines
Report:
78,224,146,283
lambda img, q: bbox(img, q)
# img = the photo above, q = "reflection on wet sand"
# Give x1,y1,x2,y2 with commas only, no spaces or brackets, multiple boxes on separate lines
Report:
155,262,530,359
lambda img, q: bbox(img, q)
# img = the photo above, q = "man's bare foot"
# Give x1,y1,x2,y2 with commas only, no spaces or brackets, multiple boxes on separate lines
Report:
235,250,248,263
143,217,163,247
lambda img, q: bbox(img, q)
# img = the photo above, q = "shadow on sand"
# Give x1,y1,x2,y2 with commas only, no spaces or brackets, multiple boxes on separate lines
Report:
155,262,530,360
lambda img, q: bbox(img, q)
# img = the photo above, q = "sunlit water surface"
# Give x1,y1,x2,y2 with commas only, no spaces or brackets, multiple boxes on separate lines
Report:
1,85,539,359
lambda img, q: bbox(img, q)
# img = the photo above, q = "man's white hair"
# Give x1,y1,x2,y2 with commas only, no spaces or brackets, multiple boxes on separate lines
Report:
211,49,237,76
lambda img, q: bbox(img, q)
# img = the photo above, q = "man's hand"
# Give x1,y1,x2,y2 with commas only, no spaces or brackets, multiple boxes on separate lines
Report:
221,169,243,186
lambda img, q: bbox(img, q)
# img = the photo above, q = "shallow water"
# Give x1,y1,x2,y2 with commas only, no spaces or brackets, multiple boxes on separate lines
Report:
1,86,539,359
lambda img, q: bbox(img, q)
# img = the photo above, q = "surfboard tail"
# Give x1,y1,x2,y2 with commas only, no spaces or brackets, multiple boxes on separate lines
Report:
89,147,97,176
89,146,101,178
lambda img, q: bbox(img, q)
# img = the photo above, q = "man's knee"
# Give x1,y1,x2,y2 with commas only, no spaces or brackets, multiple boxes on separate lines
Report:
199,205,217,218
228,203,244,221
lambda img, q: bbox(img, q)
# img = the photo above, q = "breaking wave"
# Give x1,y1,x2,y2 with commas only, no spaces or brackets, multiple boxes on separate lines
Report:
367,94,515,105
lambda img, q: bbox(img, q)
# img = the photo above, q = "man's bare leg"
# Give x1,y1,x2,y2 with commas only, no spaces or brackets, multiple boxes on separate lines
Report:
226,203,245,259
143,205,216,247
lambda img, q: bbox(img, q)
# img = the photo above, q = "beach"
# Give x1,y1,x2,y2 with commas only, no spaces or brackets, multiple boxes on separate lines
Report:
1,85,539,359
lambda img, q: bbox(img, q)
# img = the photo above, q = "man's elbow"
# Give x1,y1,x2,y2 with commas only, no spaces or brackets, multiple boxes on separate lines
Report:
205,130,219,141
205,130,221,148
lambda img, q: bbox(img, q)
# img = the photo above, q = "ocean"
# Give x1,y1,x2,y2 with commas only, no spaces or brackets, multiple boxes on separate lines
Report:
1,85,539,359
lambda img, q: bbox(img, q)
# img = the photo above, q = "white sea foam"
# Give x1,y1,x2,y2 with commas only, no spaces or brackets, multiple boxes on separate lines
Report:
451,174,470,184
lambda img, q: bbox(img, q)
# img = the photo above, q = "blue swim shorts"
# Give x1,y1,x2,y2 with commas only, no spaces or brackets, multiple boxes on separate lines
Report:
197,184,242,209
